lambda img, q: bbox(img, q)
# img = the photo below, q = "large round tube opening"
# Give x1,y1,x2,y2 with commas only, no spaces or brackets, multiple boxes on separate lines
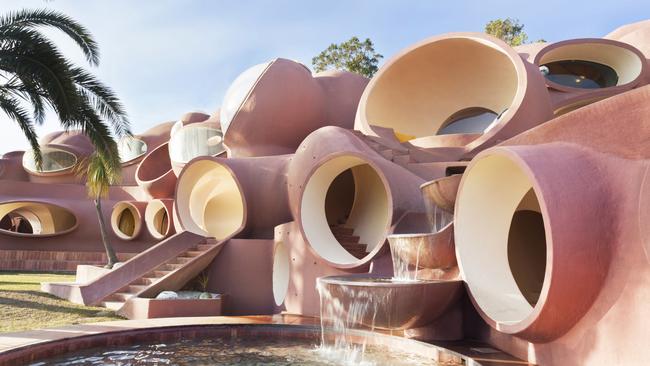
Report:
111,202,143,240
301,156,389,265
455,153,548,324
362,36,519,142
0,202,77,237
537,41,643,89
272,241,290,306
176,160,245,240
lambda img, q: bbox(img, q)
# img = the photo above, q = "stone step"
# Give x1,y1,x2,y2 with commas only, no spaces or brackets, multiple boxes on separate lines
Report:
333,234,360,243
329,226,354,235
170,256,195,264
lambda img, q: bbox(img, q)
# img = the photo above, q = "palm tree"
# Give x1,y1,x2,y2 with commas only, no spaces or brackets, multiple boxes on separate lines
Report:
77,153,121,268
0,9,130,267
0,9,130,170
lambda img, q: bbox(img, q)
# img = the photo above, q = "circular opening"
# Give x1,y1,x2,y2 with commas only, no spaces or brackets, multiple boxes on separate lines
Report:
176,160,245,240
272,241,290,306
169,127,226,163
118,137,148,163
301,156,390,265
364,37,519,141
537,41,643,89
136,143,172,182
111,203,142,240
22,147,77,173
455,153,548,325
145,200,172,239
0,202,77,237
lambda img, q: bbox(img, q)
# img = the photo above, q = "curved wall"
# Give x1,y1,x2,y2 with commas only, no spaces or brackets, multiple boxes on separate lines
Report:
0,201,77,237
355,33,552,154
535,39,646,92
455,145,611,342
288,127,425,268
176,155,292,240
221,58,368,157
135,143,177,199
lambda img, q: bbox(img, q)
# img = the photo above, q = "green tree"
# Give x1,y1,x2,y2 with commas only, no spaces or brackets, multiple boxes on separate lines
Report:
485,18,541,46
312,36,383,78
0,9,130,171
77,153,121,268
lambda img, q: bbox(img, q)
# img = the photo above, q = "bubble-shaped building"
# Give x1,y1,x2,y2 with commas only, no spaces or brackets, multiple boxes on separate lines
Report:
2,21,650,366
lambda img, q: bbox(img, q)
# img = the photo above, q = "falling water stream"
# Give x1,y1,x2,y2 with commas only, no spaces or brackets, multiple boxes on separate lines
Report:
317,203,454,364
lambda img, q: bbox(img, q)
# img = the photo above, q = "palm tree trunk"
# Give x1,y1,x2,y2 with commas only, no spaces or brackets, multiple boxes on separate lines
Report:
94,198,118,268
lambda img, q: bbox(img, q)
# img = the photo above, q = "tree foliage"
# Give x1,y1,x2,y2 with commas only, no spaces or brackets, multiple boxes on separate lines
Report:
0,8,130,171
485,18,538,46
312,36,383,78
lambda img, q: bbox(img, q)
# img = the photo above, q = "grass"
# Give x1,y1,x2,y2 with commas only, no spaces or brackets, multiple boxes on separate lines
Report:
0,272,123,333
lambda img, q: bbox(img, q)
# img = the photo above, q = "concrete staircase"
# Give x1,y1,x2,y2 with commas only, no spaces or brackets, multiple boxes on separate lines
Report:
42,231,224,311
99,240,221,310
349,129,468,181
330,225,368,259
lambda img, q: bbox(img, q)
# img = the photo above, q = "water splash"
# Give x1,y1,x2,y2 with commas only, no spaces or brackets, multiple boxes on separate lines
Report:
389,237,423,281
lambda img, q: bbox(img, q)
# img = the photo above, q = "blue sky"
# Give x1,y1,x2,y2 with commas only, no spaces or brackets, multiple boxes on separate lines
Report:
1,0,649,153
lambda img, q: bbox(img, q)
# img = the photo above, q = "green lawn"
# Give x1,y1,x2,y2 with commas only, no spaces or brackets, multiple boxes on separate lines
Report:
0,272,123,333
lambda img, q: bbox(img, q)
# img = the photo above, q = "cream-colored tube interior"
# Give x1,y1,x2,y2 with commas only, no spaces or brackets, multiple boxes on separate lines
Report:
176,160,245,240
272,241,290,306
111,202,142,240
539,42,643,85
0,201,77,236
455,153,548,324
145,200,172,239
364,37,519,141
301,156,389,265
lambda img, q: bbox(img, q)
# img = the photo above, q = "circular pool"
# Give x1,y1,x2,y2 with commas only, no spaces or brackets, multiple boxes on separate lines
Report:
7,325,469,366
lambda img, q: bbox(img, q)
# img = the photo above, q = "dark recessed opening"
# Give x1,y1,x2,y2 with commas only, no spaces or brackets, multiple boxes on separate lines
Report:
446,166,467,176
0,213,34,234
325,169,355,226
153,209,169,236
117,209,136,237
541,60,618,89
508,195,547,306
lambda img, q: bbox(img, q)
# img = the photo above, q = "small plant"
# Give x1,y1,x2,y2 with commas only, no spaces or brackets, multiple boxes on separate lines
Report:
196,270,210,292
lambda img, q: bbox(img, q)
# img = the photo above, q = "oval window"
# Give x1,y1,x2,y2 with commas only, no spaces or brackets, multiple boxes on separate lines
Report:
22,147,77,173
540,60,619,89
0,202,77,236
118,137,147,163
437,107,499,135
169,127,225,163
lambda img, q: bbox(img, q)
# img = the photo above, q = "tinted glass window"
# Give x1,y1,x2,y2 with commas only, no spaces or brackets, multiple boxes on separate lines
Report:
541,60,618,89
118,137,147,163
437,107,499,135
169,127,225,163
23,148,77,173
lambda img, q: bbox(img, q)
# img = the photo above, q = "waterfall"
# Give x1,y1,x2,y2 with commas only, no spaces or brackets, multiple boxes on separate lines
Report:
317,280,391,365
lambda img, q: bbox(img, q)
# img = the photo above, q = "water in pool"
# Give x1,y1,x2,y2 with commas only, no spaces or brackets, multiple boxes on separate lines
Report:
28,336,457,365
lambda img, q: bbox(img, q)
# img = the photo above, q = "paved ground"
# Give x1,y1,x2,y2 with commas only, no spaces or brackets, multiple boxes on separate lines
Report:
0,272,122,333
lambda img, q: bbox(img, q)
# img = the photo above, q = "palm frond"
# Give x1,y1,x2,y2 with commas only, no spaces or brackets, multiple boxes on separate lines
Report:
72,67,131,137
0,92,41,168
0,9,99,66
